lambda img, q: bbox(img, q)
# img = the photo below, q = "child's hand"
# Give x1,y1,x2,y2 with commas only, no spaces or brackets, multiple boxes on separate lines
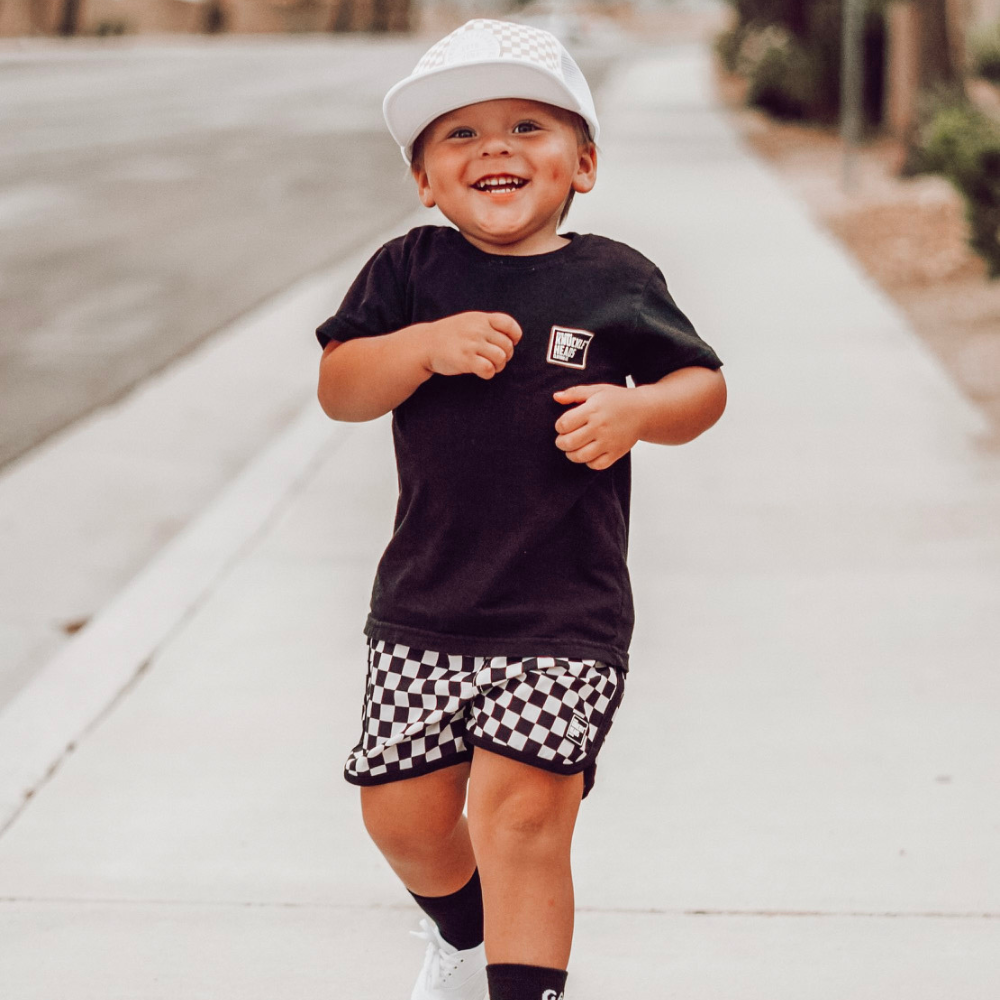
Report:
553,384,641,470
422,312,522,380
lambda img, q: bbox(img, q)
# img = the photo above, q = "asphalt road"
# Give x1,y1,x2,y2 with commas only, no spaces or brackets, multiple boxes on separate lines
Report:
0,36,430,470
0,34,620,472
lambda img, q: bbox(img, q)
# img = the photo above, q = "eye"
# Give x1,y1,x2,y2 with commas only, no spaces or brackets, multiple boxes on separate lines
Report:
513,121,541,134
447,127,475,139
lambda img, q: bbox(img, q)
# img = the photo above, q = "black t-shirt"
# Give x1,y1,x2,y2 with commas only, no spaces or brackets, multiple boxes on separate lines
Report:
317,226,721,670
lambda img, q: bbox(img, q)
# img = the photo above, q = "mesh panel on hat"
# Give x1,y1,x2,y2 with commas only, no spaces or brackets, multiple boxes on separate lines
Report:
414,18,564,76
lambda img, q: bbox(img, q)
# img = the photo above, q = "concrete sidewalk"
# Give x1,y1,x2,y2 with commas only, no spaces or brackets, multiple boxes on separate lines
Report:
2,42,1000,999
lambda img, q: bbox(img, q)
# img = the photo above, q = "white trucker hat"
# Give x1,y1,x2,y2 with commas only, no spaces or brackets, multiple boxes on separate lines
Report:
384,18,600,163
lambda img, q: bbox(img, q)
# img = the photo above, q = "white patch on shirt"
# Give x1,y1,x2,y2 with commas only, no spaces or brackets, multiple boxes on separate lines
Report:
546,325,594,370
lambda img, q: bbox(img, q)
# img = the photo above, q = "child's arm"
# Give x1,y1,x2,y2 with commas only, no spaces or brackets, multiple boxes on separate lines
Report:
553,366,726,470
318,311,522,422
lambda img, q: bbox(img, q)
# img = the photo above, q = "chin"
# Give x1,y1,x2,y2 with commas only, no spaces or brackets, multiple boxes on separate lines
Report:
471,224,526,243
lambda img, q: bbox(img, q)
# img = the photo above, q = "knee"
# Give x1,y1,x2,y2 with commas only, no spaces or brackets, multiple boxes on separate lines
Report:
360,785,464,860
494,792,551,842
472,782,577,858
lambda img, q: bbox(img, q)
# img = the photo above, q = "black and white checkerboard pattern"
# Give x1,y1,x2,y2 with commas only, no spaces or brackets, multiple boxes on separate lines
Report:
345,640,621,783
465,656,618,764
414,19,563,77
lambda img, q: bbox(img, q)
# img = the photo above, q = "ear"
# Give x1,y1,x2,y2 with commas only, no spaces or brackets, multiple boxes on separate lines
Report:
572,143,597,195
412,165,437,209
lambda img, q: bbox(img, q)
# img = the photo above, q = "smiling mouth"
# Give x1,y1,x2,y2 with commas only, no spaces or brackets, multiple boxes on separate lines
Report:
472,175,528,194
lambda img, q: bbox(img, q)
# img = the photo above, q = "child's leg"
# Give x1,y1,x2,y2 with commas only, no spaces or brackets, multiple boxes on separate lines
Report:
361,762,488,997
467,748,583,967
460,655,624,998
360,761,474,896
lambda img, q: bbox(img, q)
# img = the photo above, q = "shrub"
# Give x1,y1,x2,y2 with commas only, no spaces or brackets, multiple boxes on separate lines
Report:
970,23,1000,82
715,21,748,74
718,2,885,125
740,25,819,119
916,100,1000,277
93,17,129,35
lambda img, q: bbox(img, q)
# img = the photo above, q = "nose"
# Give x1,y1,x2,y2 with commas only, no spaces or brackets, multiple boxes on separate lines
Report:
479,132,511,156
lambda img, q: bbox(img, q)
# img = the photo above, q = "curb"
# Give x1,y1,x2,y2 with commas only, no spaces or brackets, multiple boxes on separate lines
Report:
0,210,427,833
0,400,337,833
0,201,428,836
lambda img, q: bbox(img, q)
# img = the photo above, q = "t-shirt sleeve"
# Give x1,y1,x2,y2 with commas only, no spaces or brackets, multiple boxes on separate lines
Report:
627,267,722,385
315,243,407,348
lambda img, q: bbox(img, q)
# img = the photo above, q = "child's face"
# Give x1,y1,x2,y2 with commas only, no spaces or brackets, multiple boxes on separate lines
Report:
411,98,597,256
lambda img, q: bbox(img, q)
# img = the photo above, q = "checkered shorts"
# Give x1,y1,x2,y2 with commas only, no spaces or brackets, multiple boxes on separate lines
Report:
344,640,625,798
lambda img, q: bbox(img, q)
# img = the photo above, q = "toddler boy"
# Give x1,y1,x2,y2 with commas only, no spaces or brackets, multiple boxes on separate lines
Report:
316,18,726,1000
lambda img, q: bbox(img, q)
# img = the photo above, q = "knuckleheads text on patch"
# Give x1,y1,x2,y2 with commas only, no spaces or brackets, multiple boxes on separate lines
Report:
546,325,594,370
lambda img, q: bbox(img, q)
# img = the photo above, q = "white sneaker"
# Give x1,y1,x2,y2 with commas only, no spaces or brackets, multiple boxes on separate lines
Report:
409,918,487,1000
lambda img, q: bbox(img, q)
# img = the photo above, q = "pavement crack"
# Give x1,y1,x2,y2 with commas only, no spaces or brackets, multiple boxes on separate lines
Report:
0,657,154,840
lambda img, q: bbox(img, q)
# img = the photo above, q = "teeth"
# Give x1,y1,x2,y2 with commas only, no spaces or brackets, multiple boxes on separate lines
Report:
473,176,527,192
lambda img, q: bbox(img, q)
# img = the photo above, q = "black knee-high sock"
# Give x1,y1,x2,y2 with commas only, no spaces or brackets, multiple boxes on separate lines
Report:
486,963,568,1000
409,869,484,951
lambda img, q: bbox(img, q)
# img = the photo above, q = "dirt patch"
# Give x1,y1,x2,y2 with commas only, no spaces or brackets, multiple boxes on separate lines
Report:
714,63,1000,451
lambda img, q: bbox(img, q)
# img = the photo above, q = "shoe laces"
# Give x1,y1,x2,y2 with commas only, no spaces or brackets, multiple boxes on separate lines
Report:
411,918,471,987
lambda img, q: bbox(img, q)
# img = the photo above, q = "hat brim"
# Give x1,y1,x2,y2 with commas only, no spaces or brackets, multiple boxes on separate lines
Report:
383,60,598,163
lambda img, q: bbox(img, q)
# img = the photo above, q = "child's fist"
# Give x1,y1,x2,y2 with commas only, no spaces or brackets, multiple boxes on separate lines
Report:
423,312,522,380
553,384,641,470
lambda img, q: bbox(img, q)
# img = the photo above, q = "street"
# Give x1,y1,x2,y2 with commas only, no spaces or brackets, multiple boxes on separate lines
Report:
0,36,428,468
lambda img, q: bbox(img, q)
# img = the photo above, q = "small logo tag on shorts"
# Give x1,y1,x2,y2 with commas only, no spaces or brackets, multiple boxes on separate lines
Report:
546,326,594,370
565,711,589,749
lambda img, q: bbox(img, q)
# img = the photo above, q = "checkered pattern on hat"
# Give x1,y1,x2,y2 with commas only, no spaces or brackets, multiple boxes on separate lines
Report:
345,641,622,783
413,19,563,77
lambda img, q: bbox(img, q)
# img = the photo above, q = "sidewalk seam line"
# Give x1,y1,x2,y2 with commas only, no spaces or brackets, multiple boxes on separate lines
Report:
0,897,997,920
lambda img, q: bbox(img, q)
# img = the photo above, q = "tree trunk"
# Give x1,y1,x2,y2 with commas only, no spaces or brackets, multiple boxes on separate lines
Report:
328,0,354,32
58,0,81,34
916,0,963,91
784,0,808,39
897,0,967,173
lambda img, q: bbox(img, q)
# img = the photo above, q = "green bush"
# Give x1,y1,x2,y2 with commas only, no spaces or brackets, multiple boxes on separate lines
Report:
740,25,819,119
916,100,1000,277
92,17,129,35
715,21,748,73
718,1,885,125
726,0,807,36
970,23,1000,82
